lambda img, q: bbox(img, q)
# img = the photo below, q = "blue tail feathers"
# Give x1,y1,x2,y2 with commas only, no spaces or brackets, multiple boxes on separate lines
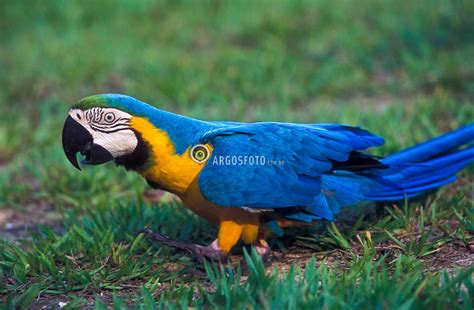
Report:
383,124,474,164
367,124,474,201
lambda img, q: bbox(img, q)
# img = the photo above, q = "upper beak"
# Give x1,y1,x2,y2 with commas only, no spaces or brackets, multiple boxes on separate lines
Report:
62,115,113,170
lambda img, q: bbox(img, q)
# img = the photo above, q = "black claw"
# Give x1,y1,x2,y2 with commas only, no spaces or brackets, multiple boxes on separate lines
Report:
136,228,154,236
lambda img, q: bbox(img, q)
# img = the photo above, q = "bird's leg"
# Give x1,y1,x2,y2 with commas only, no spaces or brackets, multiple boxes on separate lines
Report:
217,220,243,254
141,221,254,262
241,224,271,259
140,229,228,262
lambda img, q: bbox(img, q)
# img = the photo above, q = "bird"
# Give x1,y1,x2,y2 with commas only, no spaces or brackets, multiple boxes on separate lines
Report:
62,94,474,260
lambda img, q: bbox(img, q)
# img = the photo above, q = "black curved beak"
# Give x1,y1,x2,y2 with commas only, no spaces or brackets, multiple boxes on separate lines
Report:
62,115,113,170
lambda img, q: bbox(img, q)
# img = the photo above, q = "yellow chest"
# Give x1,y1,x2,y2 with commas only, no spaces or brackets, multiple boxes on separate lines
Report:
130,116,208,195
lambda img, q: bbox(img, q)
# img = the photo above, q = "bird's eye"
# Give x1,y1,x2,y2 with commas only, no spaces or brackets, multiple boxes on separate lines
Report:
104,112,115,123
195,150,206,160
190,144,210,163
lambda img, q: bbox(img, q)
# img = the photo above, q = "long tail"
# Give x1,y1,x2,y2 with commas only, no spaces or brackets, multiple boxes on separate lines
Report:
364,124,474,201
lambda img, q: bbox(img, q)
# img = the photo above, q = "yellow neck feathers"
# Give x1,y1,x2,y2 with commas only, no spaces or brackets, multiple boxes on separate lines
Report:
129,116,210,194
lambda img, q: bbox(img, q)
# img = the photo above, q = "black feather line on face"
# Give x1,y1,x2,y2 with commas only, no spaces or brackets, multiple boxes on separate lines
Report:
114,130,150,171
89,124,131,134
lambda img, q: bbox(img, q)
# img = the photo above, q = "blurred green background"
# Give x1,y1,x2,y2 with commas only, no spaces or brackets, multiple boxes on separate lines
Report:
1,0,473,161
1,0,474,307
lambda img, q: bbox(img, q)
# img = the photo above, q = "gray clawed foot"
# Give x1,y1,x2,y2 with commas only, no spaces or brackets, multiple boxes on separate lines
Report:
139,228,228,263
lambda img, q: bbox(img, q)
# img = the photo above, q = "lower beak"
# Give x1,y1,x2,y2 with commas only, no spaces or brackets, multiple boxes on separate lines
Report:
62,115,113,170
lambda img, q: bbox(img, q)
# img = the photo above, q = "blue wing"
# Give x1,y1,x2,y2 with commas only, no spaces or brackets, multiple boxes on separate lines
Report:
197,122,384,221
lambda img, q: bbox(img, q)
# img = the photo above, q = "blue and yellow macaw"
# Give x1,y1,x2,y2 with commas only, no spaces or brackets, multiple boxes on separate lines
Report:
62,94,474,259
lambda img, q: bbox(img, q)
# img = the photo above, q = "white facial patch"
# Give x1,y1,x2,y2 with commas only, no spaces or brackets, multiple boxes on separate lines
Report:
69,108,138,158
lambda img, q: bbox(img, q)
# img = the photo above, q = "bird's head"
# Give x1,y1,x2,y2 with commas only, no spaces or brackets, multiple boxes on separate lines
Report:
62,94,151,170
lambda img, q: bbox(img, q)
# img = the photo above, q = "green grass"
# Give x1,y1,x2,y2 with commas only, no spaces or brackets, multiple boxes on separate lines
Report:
0,0,473,308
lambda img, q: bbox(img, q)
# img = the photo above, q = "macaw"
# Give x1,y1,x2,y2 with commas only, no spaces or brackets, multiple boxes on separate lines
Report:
62,94,474,259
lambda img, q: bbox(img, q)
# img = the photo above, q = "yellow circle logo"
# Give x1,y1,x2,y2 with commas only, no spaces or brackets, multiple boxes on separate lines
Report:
190,144,210,163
